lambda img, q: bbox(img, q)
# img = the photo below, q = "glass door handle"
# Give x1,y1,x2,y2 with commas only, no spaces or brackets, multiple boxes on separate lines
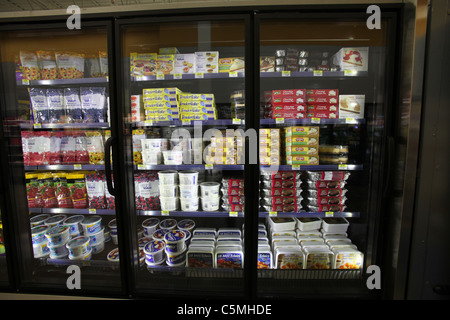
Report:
104,136,116,196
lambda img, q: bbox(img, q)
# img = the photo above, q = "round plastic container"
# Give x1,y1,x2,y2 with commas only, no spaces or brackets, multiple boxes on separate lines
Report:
142,151,161,165
69,247,92,261
160,197,179,211
166,247,187,266
44,215,67,228
201,197,220,211
178,170,199,185
163,150,183,165
143,240,166,264
142,218,160,236
63,215,85,237
152,229,168,241
31,225,49,245
45,225,70,247
158,170,178,185
145,256,166,267
164,230,186,253
81,215,102,235
200,182,221,198
91,241,105,255
108,219,117,234
48,242,69,258
183,230,191,246
180,197,199,211
138,236,153,250
111,233,118,244
159,219,177,231
179,185,198,198
32,240,49,258
141,138,168,152
177,219,195,232
30,214,50,227
104,227,111,242
66,236,91,257
159,185,178,198
87,227,105,245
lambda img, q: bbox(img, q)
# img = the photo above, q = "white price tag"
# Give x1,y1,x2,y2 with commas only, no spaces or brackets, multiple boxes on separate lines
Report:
144,120,153,126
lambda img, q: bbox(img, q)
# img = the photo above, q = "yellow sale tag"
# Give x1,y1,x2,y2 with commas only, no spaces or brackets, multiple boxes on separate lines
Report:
325,211,334,217
229,211,238,217
173,73,182,79
269,211,277,217
232,118,241,125
22,79,30,85
156,74,164,80
205,164,214,170
344,70,357,76
292,165,301,170
144,120,153,126
195,72,204,79
33,123,42,128
74,164,82,170
345,118,356,124
338,164,348,170
89,208,96,214
311,117,321,124
275,118,284,124
229,72,238,78
313,70,323,77
137,164,145,170
161,210,169,216
281,71,291,77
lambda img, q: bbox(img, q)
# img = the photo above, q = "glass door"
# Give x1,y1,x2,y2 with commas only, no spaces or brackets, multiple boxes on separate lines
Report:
0,21,125,295
255,11,395,298
118,15,251,297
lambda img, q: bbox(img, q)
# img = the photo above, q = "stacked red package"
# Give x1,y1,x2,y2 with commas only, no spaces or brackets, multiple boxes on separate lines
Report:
260,171,303,212
222,178,244,212
270,89,306,119
305,89,339,119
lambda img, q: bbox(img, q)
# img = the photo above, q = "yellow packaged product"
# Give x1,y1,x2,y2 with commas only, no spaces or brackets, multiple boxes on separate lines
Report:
85,131,105,165
285,136,319,146
286,146,319,156
132,129,146,164
130,53,157,76
180,113,215,121
178,99,215,109
178,93,214,102
143,93,178,103
286,155,319,165
144,100,179,109
156,54,174,75
143,87,182,96
284,126,319,137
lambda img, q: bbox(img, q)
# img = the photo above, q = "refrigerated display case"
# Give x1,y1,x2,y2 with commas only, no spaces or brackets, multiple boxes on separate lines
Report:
0,21,127,295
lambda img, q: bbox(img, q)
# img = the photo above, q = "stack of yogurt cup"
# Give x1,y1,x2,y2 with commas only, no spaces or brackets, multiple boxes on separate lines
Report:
141,138,168,165
158,170,179,211
200,181,221,211
178,170,199,211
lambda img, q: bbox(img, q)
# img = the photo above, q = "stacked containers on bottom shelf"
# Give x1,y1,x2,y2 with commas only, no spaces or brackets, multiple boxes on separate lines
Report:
259,171,303,213
302,171,350,212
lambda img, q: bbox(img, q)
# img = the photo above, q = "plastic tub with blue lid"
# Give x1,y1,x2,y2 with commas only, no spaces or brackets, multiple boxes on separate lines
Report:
45,225,70,246
30,214,50,227
63,215,84,237
31,225,49,245
44,215,67,228
164,230,186,253
144,240,166,263
66,236,91,257
81,215,102,235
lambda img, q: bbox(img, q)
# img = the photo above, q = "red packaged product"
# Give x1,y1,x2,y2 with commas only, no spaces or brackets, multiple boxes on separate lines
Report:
306,104,338,112
271,204,299,212
313,180,347,189
305,89,339,97
226,179,244,189
227,187,244,196
306,111,339,119
272,111,305,119
269,187,297,197
40,173,58,208
230,204,244,212
272,89,306,98
228,195,244,205
308,171,349,181
272,96,306,105
49,131,62,165
60,132,76,164
55,174,73,208
316,196,345,205
272,196,298,206
272,104,306,112
74,131,89,164
270,171,299,180
26,173,40,208
306,96,338,104
316,188,345,197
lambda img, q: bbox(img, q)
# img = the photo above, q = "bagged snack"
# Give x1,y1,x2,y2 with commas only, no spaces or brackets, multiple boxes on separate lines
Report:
85,131,104,165
66,173,88,209
47,88,65,123
49,131,62,165
74,131,89,164
40,173,58,208
85,172,106,209
64,88,83,123
80,87,106,123
26,173,40,208
36,50,58,80
54,173,73,208
55,51,85,79
20,51,41,80
60,132,76,164
29,88,49,124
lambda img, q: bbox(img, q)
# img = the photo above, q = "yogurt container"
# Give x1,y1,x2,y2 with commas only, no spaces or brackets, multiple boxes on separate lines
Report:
111,232,118,244
180,197,199,211
275,246,304,269
81,215,102,235
138,236,153,250
193,228,217,237
145,256,166,267
108,219,117,234
45,225,70,247
48,242,69,258
163,150,183,165
183,230,191,246
296,217,322,231
69,247,92,261
164,230,186,253
165,247,186,265
179,185,198,198
200,182,220,198
271,230,296,239
144,240,166,263
201,196,220,211
141,138,168,152
66,236,91,257
158,170,178,185
215,246,244,269
218,228,241,237
159,219,177,231
177,219,195,231
104,227,111,242
33,240,50,258
91,240,105,254
44,215,67,228
30,214,50,227
186,246,215,268
31,225,49,245
159,185,178,198
63,215,85,237
137,226,145,239
142,150,161,165
88,227,105,245
258,245,273,269
142,218,160,236
178,170,199,185
152,229,169,241
107,248,120,263
160,196,179,211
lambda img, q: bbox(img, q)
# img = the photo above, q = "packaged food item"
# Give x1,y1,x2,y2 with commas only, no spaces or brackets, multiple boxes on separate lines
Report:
187,246,215,268
64,88,83,123
195,51,219,73
267,217,296,232
130,95,142,122
174,53,195,74
55,51,85,79
156,54,174,75
134,171,160,210
104,173,115,209
85,172,106,209
321,218,349,233
274,246,304,269
49,131,62,165
284,126,319,137
286,155,319,165
98,51,108,77
215,246,243,269
332,47,369,72
305,89,339,97
296,217,322,231
80,87,107,123
20,51,41,80
85,131,104,165
304,247,333,269
59,132,75,164
130,52,157,77
260,56,275,72
36,50,58,80
74,132,89,164
40,173,58,208
339,95,365,119
29,88,49,124
81,215,102,235
21,131,49,166
219,57,245,73
54,173,73,208
26,173,40,208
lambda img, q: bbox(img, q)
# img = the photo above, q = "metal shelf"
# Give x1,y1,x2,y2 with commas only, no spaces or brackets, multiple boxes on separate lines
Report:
17,77,109,86
24,164,106,171
20,122,110,130
259,211,360,218
29,208,115,215
131,72,244,82
260,118,365,126
135,164,244,171
138,210,244,218
260,71,368,78
260,164,363,171
132,119,244,127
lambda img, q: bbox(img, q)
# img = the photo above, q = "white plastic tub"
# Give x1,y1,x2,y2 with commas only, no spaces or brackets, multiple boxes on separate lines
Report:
142,151,161,165
44,225,70,247
87,227,105,245
81,215,102,235
141,138,168,152
63,215,84,238
165,247,187,265
48,242,69,258
332,247,364,269
303,246,334,269
91,240,105,255
296,217,322,231
199,182,221,198
215,246,244,269
163,150,183,165
159,218,178,231
201,196,220,211
177,219,195,231
274,246,304,269
160,197,179,211
32,240,49,258
164,230,186,253
321,218,349,233
31,225,49,245
267,217,296,232
143,240,166,264
142,218,160,236
158,170,178,185
44,215,67,228
186,246,215,268
66,236,91,257
180,197,199,211
179,185,198,198
30,214,50,227
159,185,178,198
178,170,199,185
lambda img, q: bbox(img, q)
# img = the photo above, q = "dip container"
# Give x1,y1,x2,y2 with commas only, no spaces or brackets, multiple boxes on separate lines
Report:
296,217,322,231
81,215,102,235
179,185,198,198
163,150,183,165
144,240,166,263
63,215,85,237
30,214,50,227
33,240,49,258
69,247,92,261
274,246,304,269
45,225,70,246
164,230,186,253
165,247,186,265
157,170,178,185
186,246,215,268
66,235,91,257
159,185,178,198
48,242,69,258
303,247,334,269
332,247,363,269
177,219,195,231
215,246,244,269
91,240,105,255
159,218,177,231
138,236,153,250
142,218,160,236
180,197,199,211
87,227,105,245
160,196,179,211
152,228,168,241
178,170,198,185
107,248,120,263
44,215,67,228
199,182,220,198
201,197,220,211
31,225,49,245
